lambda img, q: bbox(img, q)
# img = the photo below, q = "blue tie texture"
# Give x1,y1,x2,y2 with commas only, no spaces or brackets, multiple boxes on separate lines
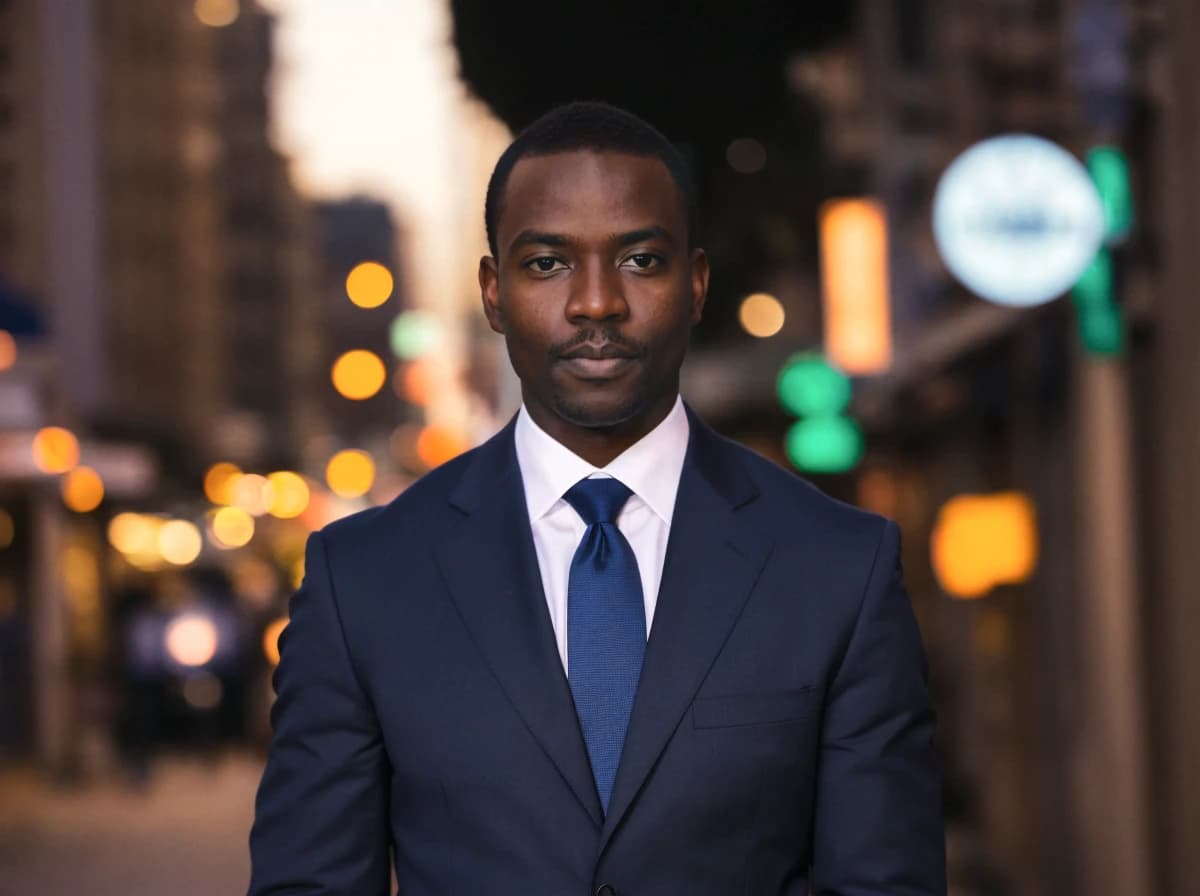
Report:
564,477,646,813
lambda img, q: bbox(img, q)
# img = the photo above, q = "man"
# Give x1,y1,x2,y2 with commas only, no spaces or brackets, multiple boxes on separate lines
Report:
249,101,945,895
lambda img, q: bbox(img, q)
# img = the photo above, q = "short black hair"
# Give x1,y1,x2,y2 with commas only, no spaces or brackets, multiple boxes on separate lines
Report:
484,100,698,257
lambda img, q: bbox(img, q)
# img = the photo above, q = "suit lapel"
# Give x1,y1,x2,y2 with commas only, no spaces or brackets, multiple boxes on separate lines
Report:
434,421,604,827
599,413,773,853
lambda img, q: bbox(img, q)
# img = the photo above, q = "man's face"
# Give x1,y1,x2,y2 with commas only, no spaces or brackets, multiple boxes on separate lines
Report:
480,150,708,436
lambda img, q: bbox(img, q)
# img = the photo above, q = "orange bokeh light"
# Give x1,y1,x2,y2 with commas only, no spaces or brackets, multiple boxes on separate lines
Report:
416,424,468,469
820,198,893,375
332,350,387,401
32,427,80,474
62,466,105,513
0,330,16,372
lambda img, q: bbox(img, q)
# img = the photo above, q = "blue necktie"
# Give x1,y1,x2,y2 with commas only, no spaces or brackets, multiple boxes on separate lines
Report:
564,477,646,813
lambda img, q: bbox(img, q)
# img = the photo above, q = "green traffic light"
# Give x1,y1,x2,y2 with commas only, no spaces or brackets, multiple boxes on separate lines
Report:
777,354,852,418
785,416,863,474
1086,145,1134,244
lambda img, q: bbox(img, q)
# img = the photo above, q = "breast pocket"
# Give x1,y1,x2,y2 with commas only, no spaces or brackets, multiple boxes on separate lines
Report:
692,686,815,729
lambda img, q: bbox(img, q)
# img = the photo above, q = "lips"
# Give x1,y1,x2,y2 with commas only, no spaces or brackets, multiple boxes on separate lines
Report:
557,343,639,380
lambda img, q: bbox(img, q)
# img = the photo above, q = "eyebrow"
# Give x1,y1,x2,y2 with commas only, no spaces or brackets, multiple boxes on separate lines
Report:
613,226,675,248
508,230,569,252
507,225,676,254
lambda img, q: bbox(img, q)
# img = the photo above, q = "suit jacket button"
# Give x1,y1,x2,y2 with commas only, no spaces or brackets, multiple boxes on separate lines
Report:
595,886,618,896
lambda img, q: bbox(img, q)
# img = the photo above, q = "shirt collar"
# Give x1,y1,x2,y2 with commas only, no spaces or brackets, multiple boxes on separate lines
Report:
514,395,690,525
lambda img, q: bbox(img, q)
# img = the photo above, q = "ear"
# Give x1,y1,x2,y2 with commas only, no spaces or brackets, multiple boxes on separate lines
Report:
479,256,504,334
688,248,710,326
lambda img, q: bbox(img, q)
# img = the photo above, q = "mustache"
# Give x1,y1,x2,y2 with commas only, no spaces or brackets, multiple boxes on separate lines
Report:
549,328,645,360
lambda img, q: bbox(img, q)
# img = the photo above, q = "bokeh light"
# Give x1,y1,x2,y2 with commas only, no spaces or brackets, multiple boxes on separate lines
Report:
738,292,786,338
267,471,310,518
194,0,238,28
204,462,242,505
158,520,203,566
931,492,1038,599
108,513,160,556
777,354,852,418
345,261,394,308
231,473,274,517
262,617,288,666
332,349,387,400
164,614,218,667
399,356,446,406
389,310,443,360
416,424,468,469
32,427,80,474
210,506,255,549
325,449,375,498
0,330,15,371
62,466,105,513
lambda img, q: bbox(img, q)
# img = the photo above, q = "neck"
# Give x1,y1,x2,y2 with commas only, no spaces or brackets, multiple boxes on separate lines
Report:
524,392,678,468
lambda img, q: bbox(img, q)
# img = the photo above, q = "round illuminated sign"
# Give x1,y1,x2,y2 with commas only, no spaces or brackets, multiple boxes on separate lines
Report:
933,135,1105,307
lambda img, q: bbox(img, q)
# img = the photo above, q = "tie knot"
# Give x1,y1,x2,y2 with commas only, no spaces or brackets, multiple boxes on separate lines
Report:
563,477,633,526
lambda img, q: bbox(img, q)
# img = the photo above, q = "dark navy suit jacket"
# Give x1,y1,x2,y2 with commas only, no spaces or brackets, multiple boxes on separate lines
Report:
248,410,945,895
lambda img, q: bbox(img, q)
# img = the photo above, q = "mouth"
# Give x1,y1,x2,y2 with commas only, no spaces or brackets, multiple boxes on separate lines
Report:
557,344,639,380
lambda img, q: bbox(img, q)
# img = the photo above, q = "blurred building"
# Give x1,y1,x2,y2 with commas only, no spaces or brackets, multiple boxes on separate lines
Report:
311,197,406,448
212,2,326,467
0,0,331,771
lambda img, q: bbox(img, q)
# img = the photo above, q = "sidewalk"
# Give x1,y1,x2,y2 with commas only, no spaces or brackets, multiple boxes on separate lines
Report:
0,752,261,896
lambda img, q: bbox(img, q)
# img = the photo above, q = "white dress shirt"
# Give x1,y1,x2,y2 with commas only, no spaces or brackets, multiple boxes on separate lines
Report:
513,395,690,673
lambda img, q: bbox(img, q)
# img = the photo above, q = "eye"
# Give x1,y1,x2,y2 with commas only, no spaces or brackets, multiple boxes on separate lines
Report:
622,253,663,272
524,256,567,274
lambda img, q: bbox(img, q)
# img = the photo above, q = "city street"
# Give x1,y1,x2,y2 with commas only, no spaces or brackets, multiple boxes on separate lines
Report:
0,753,260,896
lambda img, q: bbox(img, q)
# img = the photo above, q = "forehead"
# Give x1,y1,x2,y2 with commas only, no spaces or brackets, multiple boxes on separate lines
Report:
498,150,685,249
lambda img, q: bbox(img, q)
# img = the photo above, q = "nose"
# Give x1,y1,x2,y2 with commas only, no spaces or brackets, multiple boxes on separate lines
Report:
565,257,629,323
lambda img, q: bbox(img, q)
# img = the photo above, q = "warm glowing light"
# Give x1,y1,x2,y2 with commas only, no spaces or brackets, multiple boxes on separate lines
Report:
108,513,160,555
194,0,238,28
820,198,893,375
164,614,218,667
62,466,105,513
738,293,786,338
267,471,310,518
0,330,15,371
232,473,274,517
0,509,13,549
158,520,203,566
204,462,242,505
210,506,255,548
416,424,468,469
263,617,288,666
32,427,80,474
345,261,394,309
332,350,387,400
325,450,375,499
399,356,447,407
931,492,1038,599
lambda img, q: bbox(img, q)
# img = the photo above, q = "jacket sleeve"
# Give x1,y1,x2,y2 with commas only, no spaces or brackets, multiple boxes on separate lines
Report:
248,531,391,896
811,520,946,895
